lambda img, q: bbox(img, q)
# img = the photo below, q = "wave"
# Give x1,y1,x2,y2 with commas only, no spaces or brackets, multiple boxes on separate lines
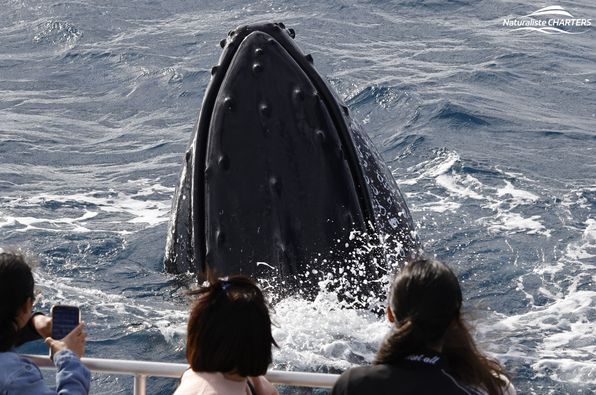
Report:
431,102,491,126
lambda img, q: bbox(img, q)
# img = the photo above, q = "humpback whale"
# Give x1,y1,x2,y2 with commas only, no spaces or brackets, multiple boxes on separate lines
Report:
165,23,420,301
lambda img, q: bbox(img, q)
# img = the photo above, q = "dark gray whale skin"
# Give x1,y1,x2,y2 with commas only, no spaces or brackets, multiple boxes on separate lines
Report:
164,23,420,295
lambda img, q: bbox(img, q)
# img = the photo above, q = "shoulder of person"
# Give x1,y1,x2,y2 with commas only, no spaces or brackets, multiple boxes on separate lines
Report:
0,351,21,364
0,352,44,391
334,365,384,390
343,364,393,379
179,369,207,385
0,352,42,374
173,369,207,394
174,370,201,395
250,375,278,395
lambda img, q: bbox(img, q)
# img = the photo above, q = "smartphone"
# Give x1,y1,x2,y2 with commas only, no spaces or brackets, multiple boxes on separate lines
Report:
51,305,80,340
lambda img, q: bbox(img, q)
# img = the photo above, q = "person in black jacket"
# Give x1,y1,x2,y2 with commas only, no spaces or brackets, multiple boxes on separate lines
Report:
332,258,515,395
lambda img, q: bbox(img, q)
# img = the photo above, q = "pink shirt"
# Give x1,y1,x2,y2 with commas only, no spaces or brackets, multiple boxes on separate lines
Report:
173,370,278,395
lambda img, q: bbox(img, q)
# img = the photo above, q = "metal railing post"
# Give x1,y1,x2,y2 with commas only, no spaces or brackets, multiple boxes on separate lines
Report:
134,374,147,395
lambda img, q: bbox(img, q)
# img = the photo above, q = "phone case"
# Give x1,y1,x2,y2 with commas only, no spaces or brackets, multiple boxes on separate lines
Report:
51,305,80,340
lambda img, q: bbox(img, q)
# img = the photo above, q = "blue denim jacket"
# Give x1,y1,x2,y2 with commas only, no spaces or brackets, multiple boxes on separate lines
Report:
0,349,90,394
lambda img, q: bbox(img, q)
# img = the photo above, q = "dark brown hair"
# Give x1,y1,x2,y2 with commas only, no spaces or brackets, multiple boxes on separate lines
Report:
186,275,278,376
0,250,35,352
375,258,509,395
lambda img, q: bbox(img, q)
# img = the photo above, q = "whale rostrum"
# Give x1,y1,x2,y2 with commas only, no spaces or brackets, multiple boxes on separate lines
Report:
164,23,421,302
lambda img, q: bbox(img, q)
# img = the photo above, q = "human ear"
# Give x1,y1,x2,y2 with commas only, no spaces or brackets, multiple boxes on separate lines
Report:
386,305,395,323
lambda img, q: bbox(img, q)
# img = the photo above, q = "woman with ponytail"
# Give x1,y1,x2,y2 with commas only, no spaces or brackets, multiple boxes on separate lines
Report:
332,258,515,395
0,249,91,394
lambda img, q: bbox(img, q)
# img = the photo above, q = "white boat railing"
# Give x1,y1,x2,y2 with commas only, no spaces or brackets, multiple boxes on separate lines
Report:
24,354,339,395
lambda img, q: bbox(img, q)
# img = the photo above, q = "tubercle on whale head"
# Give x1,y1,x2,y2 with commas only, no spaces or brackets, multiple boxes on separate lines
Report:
219,22,297,50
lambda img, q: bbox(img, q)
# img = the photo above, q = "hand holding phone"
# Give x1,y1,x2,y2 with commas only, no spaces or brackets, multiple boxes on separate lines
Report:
51,305,80,340
45,322,87,359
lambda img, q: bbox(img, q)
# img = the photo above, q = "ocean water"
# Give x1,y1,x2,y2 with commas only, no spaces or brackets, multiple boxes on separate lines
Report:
1,0,594,394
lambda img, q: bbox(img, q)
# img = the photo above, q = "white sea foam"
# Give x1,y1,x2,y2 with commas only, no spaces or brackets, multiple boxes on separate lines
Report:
0,182,173,233
496,180,539,203
399,150,550,236
576,218,596,256
435,173,485,200
533,358,596,385
478,212,549,236
397,149,472,213
478,287,595,384
414,197,461,213
399,149,460,185
271,291,388,370
0,211,98,233
477,217,596,386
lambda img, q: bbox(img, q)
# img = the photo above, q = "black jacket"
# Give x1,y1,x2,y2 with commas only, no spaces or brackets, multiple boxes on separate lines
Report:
332,352,485,395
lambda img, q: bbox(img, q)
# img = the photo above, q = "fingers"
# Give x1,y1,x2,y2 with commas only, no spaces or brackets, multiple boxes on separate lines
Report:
69,322,85,336
62,322,87,358
64,322,86,341
45,337,65,361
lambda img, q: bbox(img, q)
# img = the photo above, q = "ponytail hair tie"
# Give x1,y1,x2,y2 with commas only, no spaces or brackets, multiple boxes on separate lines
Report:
220,280,231,291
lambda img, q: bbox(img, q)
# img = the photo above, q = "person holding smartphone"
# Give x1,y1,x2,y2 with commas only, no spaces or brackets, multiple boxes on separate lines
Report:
0,248,91,394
